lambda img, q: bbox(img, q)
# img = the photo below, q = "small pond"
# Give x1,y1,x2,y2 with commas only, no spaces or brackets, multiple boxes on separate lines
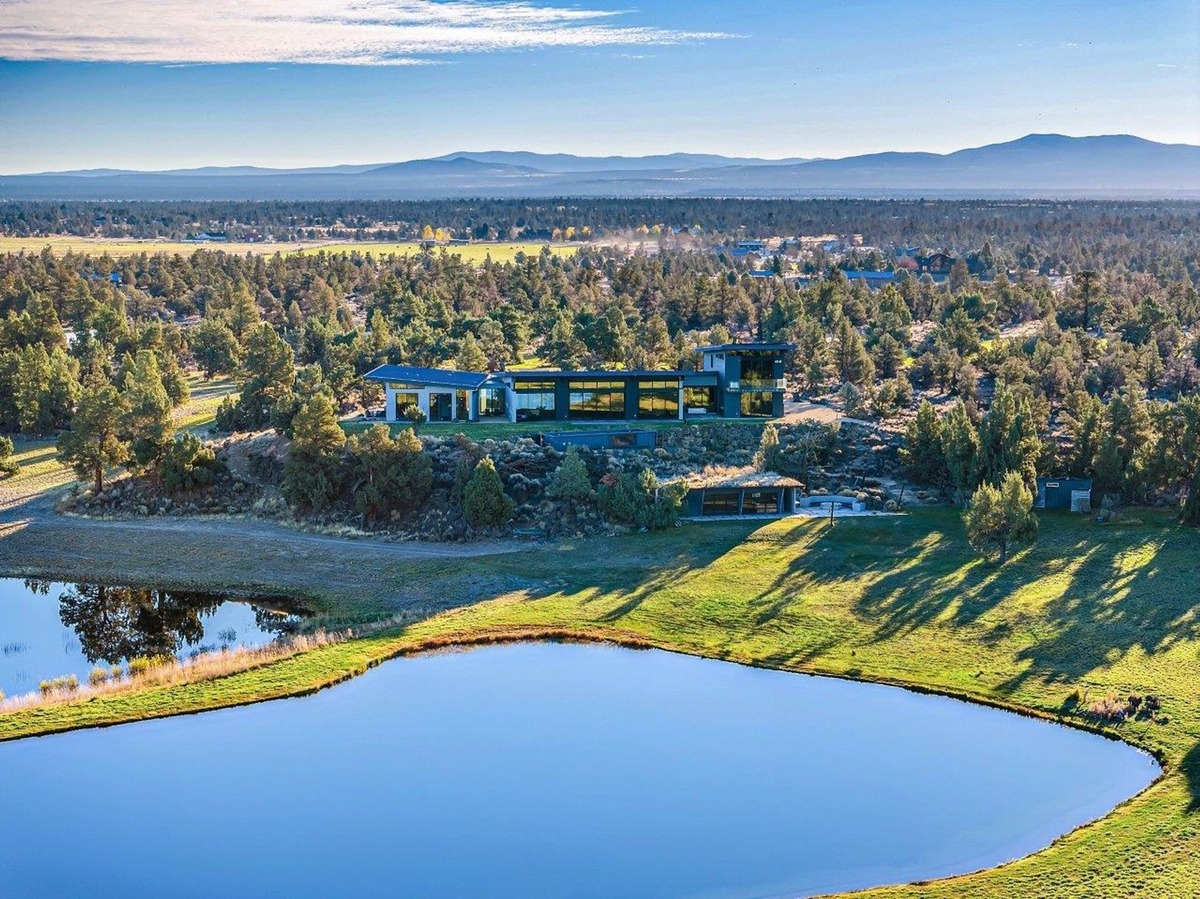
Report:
0,642,1158,899
0,577,301,697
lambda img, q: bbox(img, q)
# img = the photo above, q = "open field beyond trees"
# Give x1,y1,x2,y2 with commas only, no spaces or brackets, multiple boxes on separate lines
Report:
0,236,579,263
0,506,1198,897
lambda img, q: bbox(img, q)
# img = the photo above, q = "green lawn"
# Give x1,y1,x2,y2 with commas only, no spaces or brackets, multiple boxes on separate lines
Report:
2,509,1198,896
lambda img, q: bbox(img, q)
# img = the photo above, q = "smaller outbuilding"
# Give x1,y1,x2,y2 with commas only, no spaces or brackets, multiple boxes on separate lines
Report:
679,470,804,518
1036,477,1093,511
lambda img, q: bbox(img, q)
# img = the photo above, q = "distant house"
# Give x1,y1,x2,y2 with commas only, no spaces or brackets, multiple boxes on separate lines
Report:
188,232,228,243
842,270,898,290
916,252,956,275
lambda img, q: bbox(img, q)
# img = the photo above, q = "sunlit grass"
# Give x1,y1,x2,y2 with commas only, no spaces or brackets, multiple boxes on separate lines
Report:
1,506,1198,896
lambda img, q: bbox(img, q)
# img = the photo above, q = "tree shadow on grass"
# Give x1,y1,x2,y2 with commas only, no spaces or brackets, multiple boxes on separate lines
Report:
506,521,763,624
1183,741,1200,813
997,531,1200,691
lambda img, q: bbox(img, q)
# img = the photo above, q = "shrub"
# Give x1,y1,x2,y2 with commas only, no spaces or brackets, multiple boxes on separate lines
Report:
462,456,513,527
547,448,595,504
347,425,433,523
160,434,222,494
88,666,111,686
598,468,684,530
0,434,18,478
753,424,783,473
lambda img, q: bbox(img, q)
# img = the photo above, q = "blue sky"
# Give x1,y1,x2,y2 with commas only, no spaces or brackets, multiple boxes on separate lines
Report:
0,0,1196,172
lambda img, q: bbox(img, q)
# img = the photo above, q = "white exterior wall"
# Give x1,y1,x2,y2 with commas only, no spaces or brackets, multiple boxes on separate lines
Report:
383,385,475,423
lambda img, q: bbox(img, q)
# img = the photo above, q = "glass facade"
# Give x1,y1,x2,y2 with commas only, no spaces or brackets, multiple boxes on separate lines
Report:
739,355,776,388
701,490,741,515
742,489,781,515
740,390,774,417
479,387,507,418
637,380,680,419
568,380,625,420
429,392,453,422
684,386,718,415
513,380,556,422
392,392,419,415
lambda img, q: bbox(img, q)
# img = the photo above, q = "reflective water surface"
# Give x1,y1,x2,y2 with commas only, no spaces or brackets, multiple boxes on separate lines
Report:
0,577,300,696
0,642,1158,899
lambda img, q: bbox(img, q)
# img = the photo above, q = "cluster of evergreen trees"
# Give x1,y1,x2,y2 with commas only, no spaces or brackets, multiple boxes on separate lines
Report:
1,200,1198,525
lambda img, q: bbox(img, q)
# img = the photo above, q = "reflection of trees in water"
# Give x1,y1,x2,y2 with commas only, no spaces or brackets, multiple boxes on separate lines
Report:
55,584,220,664
253,606,297,637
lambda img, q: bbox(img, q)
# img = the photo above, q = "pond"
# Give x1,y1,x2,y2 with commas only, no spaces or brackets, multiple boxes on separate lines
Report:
0,577,301,698
0,642,1157,899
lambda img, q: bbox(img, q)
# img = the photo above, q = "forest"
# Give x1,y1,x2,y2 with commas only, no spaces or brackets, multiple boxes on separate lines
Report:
1,197,1199,529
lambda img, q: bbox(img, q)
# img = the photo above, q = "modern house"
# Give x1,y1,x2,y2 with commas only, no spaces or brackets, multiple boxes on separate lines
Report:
363,342,794,425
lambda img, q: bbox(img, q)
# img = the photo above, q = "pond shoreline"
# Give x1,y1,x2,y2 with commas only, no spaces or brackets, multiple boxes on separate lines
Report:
1,505,1196,899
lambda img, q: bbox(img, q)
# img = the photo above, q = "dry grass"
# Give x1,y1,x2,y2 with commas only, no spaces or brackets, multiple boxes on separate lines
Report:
1,629,349,713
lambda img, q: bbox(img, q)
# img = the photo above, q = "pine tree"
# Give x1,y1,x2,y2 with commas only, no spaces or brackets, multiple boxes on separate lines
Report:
830,316,874,386
190,319,242,377
282,393,346,512
347,425,432,523
120,350,173,471
941,400,980,503
462,456,513,527
57,384,128,493
901,400,947,484
0,435,18,478
455,333,488,372
232,324,296,430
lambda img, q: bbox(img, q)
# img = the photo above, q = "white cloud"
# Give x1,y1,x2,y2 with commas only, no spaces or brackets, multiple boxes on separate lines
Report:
0,0,729,65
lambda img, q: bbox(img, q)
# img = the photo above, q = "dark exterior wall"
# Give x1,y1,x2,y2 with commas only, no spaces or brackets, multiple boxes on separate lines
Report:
721,355,742,418
554,381,570,421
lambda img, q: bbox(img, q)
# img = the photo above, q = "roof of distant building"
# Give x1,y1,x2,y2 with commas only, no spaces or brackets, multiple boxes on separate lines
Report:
363,364,490,390
697,342,795,354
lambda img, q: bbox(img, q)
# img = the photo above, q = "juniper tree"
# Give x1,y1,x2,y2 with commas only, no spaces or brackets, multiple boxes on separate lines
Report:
462,456,513,528
963,472,1038,564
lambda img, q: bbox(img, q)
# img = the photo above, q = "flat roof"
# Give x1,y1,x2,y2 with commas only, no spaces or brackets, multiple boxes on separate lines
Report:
697,342,796,354
503,370,688,381
363,364,490,391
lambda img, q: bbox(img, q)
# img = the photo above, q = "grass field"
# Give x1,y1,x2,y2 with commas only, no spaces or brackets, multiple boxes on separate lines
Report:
1,508,1198,896
0,236,579,265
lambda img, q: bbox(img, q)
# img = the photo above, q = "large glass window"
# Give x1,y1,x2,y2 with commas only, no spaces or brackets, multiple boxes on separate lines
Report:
479,387,506,418
429,392,453,422
701,490,741,516
513,380,556,422
684,386,718,415
568,380,625,420
637,380,680,419
740,390,774,417
739,354,777,388
392,392,419,415
742,489,781,514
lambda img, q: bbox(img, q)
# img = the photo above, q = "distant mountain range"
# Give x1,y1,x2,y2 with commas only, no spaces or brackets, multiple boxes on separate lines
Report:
2,135,1197,201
